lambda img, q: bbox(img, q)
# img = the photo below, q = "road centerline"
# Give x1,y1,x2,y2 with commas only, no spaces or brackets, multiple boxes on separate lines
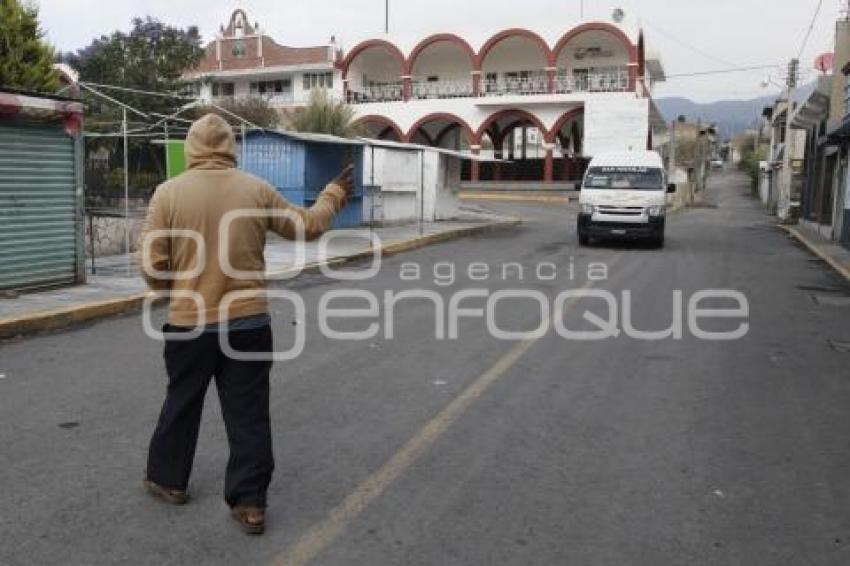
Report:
273,256,622,566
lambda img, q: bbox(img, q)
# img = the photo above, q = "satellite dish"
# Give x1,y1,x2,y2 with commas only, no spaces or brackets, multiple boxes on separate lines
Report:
814,52,834,73
612,8,625,23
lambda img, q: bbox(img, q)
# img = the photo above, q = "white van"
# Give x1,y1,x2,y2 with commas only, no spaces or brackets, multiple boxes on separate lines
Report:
577,151,675,247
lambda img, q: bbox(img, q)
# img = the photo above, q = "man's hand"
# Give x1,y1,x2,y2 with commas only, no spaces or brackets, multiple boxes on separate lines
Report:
331,165,355,196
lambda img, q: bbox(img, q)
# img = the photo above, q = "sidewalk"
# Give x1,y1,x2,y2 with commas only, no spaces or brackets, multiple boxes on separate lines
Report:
783,223,850,282
0,210,518,339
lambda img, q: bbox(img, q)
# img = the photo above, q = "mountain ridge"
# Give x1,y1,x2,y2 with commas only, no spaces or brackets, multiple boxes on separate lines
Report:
654,81,818,140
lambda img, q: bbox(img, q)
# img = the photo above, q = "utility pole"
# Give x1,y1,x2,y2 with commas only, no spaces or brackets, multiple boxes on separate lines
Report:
122,107,130,275
778,58,799,222
385,0,389,34
695,117,703,205
668,119,677,179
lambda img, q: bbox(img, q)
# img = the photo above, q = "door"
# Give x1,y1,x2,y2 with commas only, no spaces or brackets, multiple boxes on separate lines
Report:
0,123,79,291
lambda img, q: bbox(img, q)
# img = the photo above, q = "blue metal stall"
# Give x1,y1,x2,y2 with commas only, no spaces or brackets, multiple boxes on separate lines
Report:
237,130,364,229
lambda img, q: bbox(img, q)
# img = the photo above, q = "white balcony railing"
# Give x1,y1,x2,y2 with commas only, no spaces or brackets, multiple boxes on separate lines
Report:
410,79,474,100
347,67,632,104
347,82,405,104
213,93,296,106
483,71,549,96
554,68,630,94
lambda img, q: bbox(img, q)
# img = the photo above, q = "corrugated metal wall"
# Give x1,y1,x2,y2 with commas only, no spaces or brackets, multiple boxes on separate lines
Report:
237,134,305,191
0,123,80,291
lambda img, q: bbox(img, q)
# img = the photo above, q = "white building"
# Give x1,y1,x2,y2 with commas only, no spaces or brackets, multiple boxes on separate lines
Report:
188,9,667,183
185,9,342,108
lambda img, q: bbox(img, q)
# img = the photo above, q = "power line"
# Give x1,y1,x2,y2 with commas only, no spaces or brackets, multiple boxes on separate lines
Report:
643,20,741,70
797,0,825,59
80,81,194,100
665,64,783,79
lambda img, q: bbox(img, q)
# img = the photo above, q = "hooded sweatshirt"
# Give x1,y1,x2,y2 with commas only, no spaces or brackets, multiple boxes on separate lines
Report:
139,113,348,327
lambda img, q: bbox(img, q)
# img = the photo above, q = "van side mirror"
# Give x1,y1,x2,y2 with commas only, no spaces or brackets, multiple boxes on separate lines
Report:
667,183,677,194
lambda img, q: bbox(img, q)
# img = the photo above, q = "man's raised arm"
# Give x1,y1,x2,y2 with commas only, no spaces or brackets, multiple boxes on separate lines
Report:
265,165,354,241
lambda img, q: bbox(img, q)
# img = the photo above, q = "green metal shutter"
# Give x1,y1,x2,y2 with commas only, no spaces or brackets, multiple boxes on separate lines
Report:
0,123,80,292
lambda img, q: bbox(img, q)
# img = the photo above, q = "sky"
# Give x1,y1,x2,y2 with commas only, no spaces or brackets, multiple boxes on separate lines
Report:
34,0,841,103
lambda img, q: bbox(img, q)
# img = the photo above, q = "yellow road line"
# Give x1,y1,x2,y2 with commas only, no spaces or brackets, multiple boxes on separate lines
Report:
460,193,572,204
272,257,621,566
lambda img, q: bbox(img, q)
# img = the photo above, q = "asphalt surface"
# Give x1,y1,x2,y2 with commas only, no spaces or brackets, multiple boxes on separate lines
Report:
2,170,850,565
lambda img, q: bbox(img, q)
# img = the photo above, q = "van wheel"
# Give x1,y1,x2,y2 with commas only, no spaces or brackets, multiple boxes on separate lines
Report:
652,233,665,248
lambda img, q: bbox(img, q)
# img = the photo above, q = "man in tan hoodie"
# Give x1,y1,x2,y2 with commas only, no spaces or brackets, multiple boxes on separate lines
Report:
140,114,352,534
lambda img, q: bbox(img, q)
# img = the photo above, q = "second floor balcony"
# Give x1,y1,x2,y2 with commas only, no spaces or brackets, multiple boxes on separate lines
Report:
346,67,633,105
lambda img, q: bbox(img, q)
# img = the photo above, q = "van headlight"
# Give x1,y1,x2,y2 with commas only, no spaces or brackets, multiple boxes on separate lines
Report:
580,204,597,215
647,205,666,217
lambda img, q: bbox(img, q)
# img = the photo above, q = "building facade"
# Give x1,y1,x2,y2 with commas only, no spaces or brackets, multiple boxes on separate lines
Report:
188,9,667,183
184,9,342,109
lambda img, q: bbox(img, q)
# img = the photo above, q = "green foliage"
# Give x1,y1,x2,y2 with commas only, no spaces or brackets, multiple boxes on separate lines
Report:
0,0,60,92
285,89,358,137
191,96,281,129
63,17,203,118
739,143,766,189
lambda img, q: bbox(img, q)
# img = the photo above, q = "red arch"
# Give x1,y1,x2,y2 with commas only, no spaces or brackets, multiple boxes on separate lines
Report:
477,28,552,68
476,109,551,144
407,33,477,75
342,39,407,79
407,113,476,144
353,115,405,140
552,22,638,65
435,123,465,146
550,107,585,138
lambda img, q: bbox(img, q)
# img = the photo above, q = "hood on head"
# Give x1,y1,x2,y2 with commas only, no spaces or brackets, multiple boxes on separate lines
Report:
185,113,237,170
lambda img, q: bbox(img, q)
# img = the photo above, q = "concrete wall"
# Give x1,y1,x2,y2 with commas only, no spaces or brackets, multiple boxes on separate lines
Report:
583,96,649,156
85,216,144,257
829,20,850,131
362,146,461,223
411,45,474,82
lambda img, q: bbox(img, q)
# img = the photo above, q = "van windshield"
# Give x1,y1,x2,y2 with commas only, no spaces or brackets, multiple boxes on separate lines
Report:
583,166,664,191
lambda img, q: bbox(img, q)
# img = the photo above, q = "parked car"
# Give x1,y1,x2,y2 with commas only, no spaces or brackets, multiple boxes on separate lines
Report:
711,159,725,169
577,151,675,248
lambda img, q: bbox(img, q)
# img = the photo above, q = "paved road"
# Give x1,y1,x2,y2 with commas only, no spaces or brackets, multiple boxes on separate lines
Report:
2,171,850,565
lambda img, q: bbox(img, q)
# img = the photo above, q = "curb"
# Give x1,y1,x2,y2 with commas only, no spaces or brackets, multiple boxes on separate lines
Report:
460,193,573,204
0,293,156,341
781,225,850,282
0,219,521,341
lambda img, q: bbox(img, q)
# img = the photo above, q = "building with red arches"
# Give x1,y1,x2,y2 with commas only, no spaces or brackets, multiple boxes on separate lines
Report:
188,9,667,183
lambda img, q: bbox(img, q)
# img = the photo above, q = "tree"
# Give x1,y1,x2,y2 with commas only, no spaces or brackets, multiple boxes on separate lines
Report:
0,0,60,92
191,97,281,129
285,89,358,138
63,17,203,117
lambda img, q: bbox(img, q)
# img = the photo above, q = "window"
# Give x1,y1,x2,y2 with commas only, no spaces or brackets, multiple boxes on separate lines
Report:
212,82,234,97
427,76,439,83
303,72,334,90
583,167,664,191
249,79,292,96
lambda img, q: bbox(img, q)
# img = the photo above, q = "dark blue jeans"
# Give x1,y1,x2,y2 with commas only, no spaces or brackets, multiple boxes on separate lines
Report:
146,325,274,509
